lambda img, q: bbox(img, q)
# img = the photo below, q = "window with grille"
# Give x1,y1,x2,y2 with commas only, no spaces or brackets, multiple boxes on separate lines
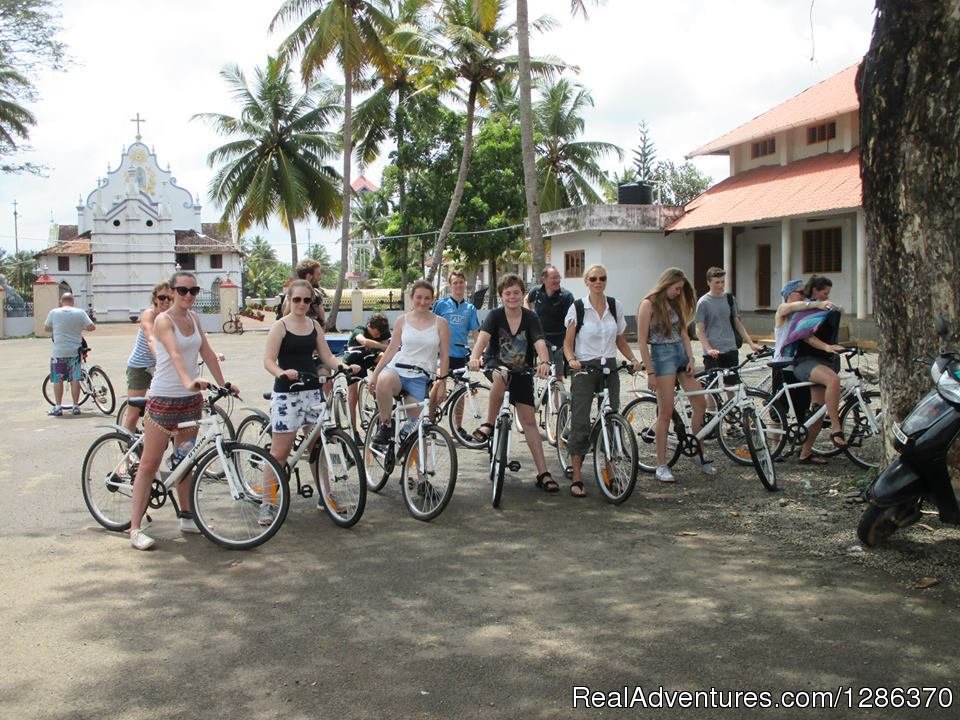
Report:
86,256,93,273
175,253,196,271
751,137,776,159
806,121,837,145
564,250,584,279
57,256,69,272
210,254,223,269
802,227,842,273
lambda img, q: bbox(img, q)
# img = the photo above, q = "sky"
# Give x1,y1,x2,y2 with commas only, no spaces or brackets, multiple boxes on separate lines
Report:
0,0,876,265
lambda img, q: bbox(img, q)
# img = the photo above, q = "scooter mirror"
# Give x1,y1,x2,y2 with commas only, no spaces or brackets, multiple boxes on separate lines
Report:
935,313,949,338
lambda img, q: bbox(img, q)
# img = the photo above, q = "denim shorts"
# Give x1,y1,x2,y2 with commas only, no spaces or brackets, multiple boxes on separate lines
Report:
398,374,428,401
649,342,689,377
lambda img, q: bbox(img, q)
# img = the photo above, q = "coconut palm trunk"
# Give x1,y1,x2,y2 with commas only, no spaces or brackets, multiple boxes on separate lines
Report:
516,0,545,272
329,79,353,330
426,82,478,284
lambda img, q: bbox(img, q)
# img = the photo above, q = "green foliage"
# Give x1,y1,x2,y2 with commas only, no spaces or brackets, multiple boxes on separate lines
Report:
0,246,36,297
649,160,712,207
632,120,656,181
240,235,289,299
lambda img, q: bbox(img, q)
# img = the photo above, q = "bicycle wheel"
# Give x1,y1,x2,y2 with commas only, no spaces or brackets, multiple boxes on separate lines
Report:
543,382,564,446
841,390,884,469
555,401,572,477
42,372,91,406
312,429,366,528
447,383,492,449
222,320,235,334
331,387,350,430
363,421,391,492
593,413,638,504
81,431,139,531
87,366,116,415
235,412,271,447
491,416,509,508
717,390,786,465
400,425,457,521
42,374,54,405
741,406,777,491
622,394,681,472
190,443,289,550
236,320,244,335
211,405,237,440
357,379,378,431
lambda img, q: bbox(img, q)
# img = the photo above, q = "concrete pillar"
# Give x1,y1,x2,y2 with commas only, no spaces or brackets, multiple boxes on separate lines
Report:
351,288,364,327
33,273,60,337
723,224,734,282
218,279,239,317
856,210,868,320
0,285,5,338
780,218,792,287
404,285,413,312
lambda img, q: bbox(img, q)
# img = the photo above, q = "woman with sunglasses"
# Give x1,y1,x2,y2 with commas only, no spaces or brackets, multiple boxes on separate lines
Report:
262,279,355,522
128,271,233,550
121,280,172,431
562,265,642,497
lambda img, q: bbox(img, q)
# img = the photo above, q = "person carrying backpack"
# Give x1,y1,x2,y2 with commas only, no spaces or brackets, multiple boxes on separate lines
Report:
561,264,642,497
694,267,761,373
525,265,574,377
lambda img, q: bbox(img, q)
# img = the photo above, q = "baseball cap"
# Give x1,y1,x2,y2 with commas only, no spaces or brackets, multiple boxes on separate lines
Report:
780,279,804,301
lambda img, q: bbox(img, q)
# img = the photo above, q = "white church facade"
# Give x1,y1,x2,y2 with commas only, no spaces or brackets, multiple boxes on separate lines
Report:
37,136,242,322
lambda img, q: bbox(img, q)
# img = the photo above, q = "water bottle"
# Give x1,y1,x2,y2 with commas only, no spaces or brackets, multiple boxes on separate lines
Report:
399,419,416,440
168,439,195,469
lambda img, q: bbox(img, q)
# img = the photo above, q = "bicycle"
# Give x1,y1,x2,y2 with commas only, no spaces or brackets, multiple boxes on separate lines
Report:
555,362,639,504
515,346,568,446
759,346,884,468
362,364,458,521
622,363,778,491
42,342,116,415
222,310,244,334
484,366,533,508
80,384,288,550
431,367,493,450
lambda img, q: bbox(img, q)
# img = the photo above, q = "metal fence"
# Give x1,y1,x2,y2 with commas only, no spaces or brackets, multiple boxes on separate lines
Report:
3,298,32,318
193,290,220,313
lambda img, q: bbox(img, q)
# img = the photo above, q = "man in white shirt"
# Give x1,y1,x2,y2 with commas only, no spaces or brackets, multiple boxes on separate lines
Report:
44,293,95,416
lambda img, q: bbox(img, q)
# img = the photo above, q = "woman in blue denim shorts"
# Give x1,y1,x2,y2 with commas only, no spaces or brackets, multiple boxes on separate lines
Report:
636,268,712,483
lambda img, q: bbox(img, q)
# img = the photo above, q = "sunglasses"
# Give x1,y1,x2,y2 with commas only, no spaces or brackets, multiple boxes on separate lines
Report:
289,296,314,304
588,275,607,282
155,294,172,302
173,286,201,296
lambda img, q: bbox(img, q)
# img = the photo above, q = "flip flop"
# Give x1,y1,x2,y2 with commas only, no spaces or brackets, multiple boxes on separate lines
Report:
536,471,559,493
569,480,587,498
798,453,828,465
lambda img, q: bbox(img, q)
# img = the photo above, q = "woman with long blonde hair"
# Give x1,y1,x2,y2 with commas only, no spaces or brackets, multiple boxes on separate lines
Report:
635,268,713,483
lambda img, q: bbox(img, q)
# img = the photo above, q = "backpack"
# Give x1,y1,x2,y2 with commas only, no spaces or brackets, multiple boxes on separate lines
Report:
574,297,618,333
727,293,743,349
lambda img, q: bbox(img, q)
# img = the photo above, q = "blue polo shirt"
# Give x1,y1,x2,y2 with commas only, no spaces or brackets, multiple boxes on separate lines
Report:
434,295,480,359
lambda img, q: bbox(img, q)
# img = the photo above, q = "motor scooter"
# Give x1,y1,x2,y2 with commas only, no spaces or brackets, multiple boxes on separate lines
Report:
858,316,960,546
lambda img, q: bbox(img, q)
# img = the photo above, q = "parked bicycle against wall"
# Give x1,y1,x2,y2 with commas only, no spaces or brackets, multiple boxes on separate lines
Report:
222,310,244,334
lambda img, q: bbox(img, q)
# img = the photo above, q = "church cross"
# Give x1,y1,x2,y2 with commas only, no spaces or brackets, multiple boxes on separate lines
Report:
131,112,146,140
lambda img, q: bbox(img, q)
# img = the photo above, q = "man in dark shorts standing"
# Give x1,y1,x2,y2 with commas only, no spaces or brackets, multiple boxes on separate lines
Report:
695,267,761,374
524,265,574,378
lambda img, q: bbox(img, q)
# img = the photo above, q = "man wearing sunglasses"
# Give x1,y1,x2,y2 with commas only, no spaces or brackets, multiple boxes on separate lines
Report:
524,265,574,379
277,259,327,326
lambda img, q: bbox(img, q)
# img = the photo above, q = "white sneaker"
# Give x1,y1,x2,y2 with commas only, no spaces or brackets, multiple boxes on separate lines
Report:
179,515,202,534
258,503,277,526
130,528,155,550
655,465,675,483
693,455,717,476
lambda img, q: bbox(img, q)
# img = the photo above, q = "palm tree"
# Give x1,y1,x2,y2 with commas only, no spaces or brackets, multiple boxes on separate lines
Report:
0,65,36,155
353,0,435,289
272,0,394,330
193,57,342,269
535,78,622,211
425,0,560,284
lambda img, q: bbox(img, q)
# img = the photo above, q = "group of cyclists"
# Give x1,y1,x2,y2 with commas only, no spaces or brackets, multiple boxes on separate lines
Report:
91,256,851,550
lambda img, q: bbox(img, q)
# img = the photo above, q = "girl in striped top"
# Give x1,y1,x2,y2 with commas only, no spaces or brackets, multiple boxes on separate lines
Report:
122,281,171,430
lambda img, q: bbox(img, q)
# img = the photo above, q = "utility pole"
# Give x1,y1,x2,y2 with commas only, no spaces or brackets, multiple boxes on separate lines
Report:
12,199,21,295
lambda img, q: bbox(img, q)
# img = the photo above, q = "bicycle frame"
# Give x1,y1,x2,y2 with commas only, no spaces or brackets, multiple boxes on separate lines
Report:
667,372,753,450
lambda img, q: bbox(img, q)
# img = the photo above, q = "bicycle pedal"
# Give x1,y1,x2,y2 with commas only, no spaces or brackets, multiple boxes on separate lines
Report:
507,461,521,472
299,485,314,498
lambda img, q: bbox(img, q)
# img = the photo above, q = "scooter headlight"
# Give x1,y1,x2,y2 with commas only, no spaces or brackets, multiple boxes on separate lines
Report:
901,390,949,436
937,369,960,406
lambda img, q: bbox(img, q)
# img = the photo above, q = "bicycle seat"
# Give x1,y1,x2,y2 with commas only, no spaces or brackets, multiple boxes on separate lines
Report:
767,360,796,370
128,397,148,409
262,392,273,400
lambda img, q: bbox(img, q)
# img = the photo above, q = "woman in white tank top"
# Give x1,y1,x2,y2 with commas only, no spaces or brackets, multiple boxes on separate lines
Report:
368,280,450,444
128,271,234,551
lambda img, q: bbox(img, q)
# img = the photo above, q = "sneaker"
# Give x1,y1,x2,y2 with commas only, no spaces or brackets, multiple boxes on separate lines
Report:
179,514,202,534
693,455,717,476
373,421,393,446
48,405,63,417
258,503,277,526
71,405,81,415
655,465,675,483
130,528,155,550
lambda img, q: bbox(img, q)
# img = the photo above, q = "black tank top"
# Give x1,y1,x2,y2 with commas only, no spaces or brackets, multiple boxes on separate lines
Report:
273,322,318,392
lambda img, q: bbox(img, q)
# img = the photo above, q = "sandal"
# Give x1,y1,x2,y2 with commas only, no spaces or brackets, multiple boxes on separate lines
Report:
830,431,848,448
535,471,559,493
472,422,494,443
569,480,587,498
798,453,828,465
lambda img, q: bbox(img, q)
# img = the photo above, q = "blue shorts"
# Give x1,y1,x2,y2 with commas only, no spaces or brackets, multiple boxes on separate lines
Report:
649,342,689,377
398,374,428,401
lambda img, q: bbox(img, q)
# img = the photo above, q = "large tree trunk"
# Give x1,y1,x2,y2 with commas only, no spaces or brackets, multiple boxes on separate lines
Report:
859,0,960,450
288,221,298,270
329,77,353,331
396,86,410,289
516,0,546,273
427,83,478,284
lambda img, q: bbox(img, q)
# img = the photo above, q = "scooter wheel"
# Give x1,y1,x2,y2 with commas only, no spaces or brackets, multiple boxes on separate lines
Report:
857,502,920,547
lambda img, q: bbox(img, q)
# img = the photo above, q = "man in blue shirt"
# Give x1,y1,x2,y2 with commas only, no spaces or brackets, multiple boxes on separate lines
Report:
430,270,480,424
44,292,96,416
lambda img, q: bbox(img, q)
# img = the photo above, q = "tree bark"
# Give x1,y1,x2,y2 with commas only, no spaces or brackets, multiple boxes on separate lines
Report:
427,82,478,284
860,0,960,446
329,77,353,331
287,221,298,270
516,0,546,273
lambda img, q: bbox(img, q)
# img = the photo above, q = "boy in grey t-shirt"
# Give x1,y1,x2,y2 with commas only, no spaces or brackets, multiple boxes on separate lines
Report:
694,267,761,372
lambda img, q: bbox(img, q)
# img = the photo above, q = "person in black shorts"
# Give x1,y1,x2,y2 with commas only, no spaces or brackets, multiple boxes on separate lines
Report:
342,313,390,438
